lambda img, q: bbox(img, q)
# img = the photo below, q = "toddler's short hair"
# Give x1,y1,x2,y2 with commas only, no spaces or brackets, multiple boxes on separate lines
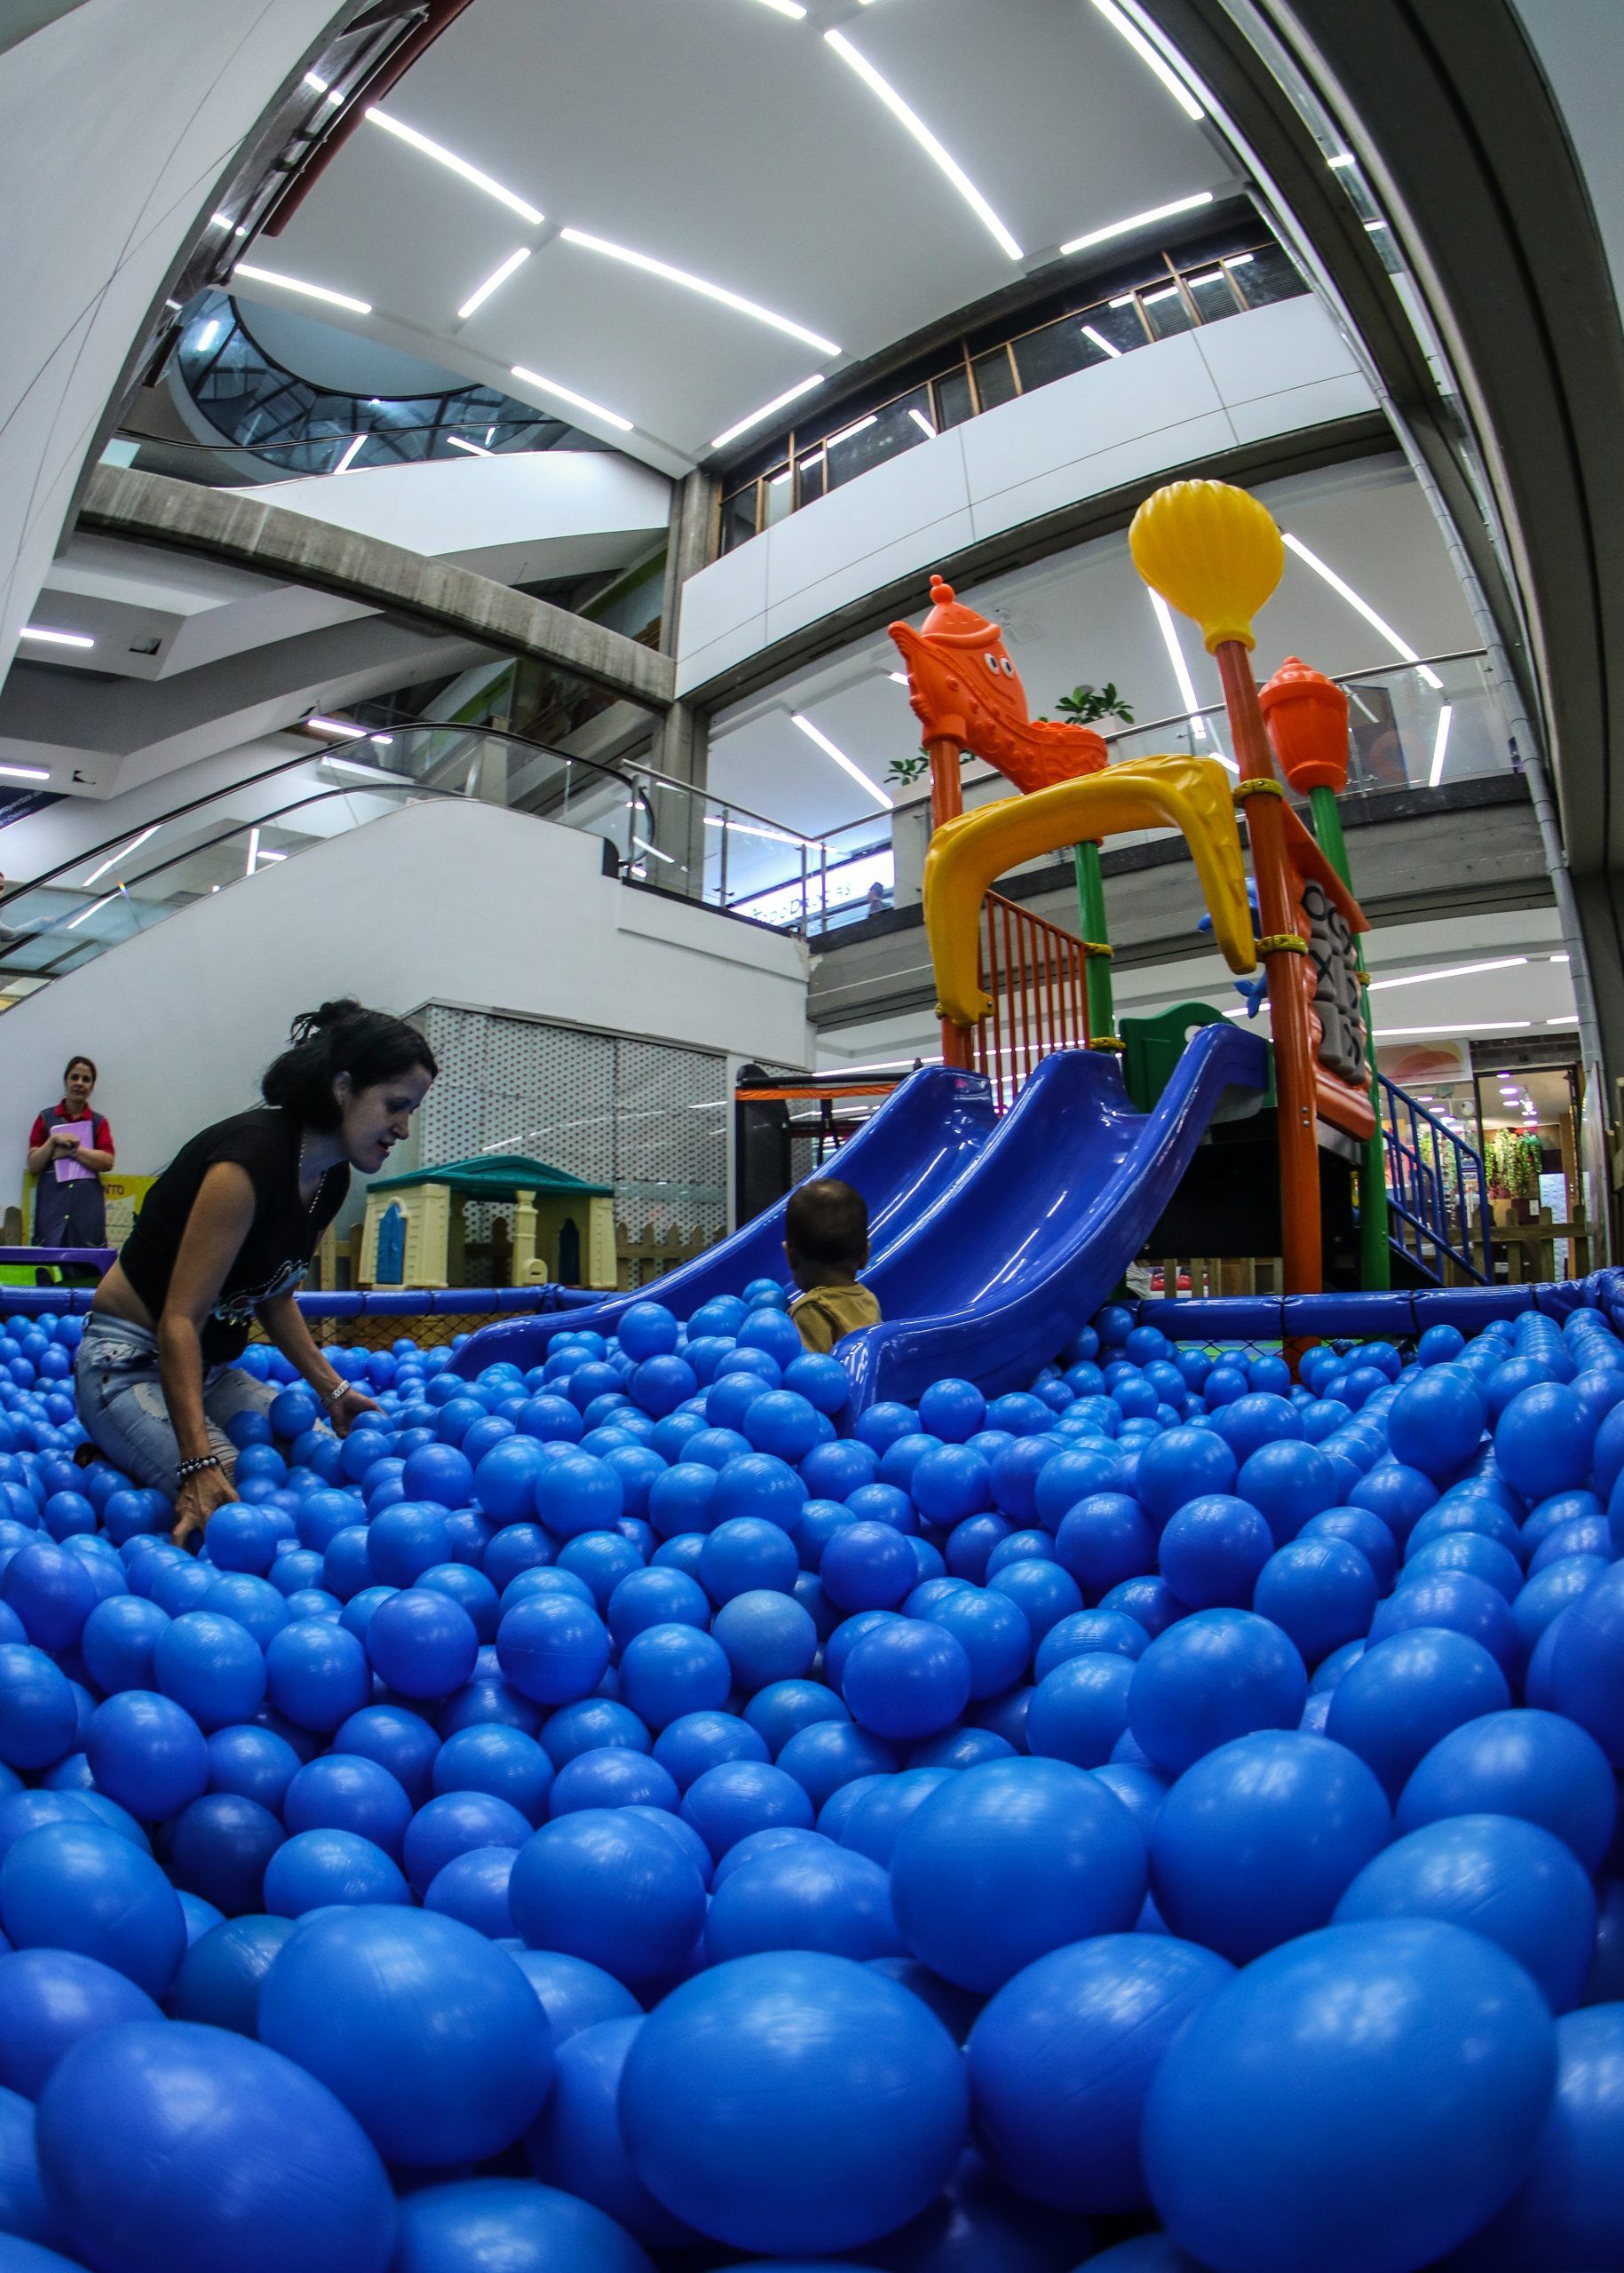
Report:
784,1177,869,1269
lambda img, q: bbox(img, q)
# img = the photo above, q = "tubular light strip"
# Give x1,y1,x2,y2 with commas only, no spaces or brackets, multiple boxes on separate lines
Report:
1081,325,1121,359
0,764,50,781
824,30,1022,260
457,247,531,321
1060,189,1213,256
332,435,367,476
1429,702,1454,788
20,627,93,649
511,365,634,432
367,109,543,226
1088,0,1205,119
560,227,838,353
1366,956,1527,993
790,712,895,810
1281,533,1445,690
233,264,371,314
81,827,158,890
712,374,826,450
65,893,116,931
1148,592,1234,766
446,434,491,455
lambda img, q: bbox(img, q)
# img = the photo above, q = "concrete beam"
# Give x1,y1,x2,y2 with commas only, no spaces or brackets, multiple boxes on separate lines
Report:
80,465,675,714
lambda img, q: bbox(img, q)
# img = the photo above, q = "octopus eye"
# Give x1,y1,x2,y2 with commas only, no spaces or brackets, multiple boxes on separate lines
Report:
985,653,1001,672
1002,657,1015,676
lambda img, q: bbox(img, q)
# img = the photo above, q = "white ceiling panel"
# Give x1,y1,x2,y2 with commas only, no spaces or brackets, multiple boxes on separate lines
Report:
259,0,1238,464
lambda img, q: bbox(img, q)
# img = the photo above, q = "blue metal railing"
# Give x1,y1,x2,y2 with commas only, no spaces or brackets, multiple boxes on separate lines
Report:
1379,1074,1491,1284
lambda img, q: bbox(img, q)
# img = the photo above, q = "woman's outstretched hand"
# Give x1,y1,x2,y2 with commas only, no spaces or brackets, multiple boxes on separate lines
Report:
172,1462,237,1551
328,1384,379,1438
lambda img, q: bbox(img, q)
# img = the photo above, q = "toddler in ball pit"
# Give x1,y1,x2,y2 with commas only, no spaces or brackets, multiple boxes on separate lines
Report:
785,1177,882,1353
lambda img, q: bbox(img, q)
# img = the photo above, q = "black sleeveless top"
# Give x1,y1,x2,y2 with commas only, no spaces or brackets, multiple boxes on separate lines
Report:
119,1108,348,1365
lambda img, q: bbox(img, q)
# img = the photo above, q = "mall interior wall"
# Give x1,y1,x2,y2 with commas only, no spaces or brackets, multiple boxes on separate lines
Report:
0,797,811,1200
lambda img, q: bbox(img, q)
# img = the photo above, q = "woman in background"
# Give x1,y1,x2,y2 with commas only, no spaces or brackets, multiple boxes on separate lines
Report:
28,1055,115,1250
75,1000,436,1547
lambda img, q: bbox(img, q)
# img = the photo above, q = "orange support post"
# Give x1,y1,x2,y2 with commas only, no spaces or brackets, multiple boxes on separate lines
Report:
927,734,973,1070
1216,644,1322,1297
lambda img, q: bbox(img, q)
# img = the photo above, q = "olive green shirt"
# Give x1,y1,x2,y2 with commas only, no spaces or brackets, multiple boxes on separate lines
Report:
789,1281,882,1353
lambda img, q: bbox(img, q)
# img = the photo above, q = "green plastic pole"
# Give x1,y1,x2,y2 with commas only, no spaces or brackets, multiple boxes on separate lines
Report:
1072,842,1117,1046
1310,783,1390,1290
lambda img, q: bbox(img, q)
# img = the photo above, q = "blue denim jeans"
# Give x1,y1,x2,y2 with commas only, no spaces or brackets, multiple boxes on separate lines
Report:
74,1313,280,1494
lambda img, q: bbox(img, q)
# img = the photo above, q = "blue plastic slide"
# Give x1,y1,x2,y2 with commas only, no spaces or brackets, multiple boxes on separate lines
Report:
453,1026,1267,1402
448,1065,995,1376
838,1023,1269,1409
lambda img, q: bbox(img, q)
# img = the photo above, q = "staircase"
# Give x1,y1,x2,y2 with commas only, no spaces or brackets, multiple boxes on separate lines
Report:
1380,1074,1492,1284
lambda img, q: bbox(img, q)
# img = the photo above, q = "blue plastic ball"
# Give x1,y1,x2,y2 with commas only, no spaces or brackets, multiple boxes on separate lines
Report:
0,1948,162,2098
169,1913,297,2036
509,1808,705,1987
842,1620,970,1742
1335,1810,1596,2011
260,1904,552,2166
0,1821,184,1995
85,1690,207,1821
679,1762,814,1860
621,1951,966,2255
167,1793,285,1915
34,2017,395,2273
1156,1494,1271,1610
263,1829,410,1916
496,1592,611,1705
1326,1626,1511,1799
1253,1538,1379,1667
968,1932,1232,2214
891,1758,1145,1993
1142,1919,1555,2273
1396,1706,1616,1870
1128,1610,1307,1776
704,1841,901,1965
388,2175,652,2273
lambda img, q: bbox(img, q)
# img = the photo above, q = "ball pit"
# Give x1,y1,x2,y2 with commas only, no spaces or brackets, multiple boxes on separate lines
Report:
2,1287,1624,2266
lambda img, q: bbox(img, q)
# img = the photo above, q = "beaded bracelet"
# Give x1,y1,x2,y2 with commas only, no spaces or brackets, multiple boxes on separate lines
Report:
176,1454,222,1482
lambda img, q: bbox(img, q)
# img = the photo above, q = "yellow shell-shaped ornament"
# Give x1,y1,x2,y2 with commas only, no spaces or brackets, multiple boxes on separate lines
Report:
1129,479,1285,653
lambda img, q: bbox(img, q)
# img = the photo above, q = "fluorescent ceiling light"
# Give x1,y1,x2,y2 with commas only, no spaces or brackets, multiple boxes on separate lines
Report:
631,835,676,866
446,434,491,456
754,0,806,14
366,108,543,226
65,893,116,931
1081,324,1122,360
1374,1021,1533,1038
332,435,367,476
457,246,531,321
1428,702,1454,788
1223,253,1255,269
81,827,158,889
0,763,50,782
306,715,367,737
1367,956,1528,993
712,373,826,450
511,365,634,432
560,226,839,354
908,408,938,438
1088,0,1204,119
824,29,1023,261
1551,952,1570,962
1060,189,1213,256
234,263,370,315
21,626,94,650
1280,533,1445,689
768,469,793,487
1328,152,1355,170
790,711,894,810
827,414,877,447
303,73,343,106
1548,1014,1580,1025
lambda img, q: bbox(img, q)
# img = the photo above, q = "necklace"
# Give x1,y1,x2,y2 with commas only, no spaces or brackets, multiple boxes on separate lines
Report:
297,1136,327,1217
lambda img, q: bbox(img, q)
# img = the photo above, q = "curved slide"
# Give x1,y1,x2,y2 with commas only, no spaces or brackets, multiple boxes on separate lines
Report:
453,1026,1268,1403
839,1023,1269,1410
448,1065,996,1376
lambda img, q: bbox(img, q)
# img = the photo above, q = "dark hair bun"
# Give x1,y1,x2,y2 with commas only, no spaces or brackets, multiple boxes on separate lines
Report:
262,1002,437,1130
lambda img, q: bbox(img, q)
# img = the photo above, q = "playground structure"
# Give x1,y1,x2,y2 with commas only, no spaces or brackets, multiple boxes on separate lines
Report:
449,475,1487,1403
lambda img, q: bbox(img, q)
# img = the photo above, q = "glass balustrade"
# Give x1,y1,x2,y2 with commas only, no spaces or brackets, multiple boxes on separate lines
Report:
0,651,1512,1011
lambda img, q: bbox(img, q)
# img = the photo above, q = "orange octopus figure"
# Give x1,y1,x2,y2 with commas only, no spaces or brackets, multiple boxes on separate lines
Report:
889,575,1109,795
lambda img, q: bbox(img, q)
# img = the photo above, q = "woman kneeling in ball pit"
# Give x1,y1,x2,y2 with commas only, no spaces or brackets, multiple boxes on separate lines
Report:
75,999,436,1548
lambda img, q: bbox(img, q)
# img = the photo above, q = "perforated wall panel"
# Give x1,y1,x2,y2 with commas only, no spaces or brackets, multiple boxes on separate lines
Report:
410,1002,726,1247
